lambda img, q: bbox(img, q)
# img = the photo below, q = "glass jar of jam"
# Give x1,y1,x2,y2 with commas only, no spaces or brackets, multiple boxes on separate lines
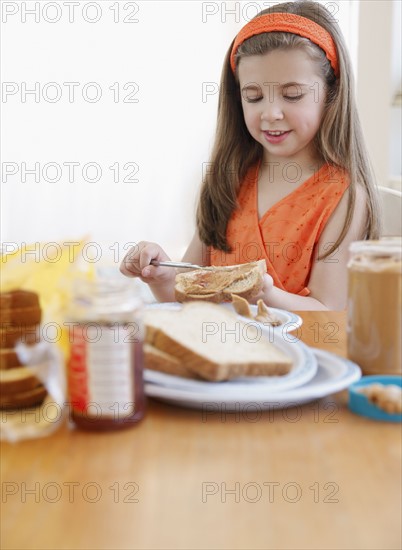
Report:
66,274,145,430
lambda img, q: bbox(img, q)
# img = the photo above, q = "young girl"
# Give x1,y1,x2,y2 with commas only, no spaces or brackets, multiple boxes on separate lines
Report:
120,0,380,310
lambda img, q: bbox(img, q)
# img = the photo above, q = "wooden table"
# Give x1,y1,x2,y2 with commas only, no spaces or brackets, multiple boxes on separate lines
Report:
1,312,401,550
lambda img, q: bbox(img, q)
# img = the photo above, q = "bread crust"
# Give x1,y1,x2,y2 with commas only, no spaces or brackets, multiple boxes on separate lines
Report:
0,385,47,409
146,327,220,380
0,366,42,395
144,344,198,379
0,349,23,369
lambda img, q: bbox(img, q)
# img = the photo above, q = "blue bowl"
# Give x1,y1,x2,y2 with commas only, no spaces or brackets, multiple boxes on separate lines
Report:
348,375,402,422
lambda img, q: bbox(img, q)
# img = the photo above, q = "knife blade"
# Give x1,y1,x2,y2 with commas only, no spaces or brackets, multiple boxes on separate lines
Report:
150,260,211,270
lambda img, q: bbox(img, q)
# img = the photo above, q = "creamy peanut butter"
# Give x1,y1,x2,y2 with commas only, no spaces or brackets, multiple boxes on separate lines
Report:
180,265,249,295
347,239,402,375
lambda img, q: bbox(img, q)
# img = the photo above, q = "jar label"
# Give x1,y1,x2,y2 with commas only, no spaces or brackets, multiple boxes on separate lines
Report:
68,324,136,420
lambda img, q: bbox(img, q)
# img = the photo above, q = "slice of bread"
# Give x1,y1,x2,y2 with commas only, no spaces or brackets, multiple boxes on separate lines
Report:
0,365,48,410
175,260,266,303
144,302,292,381
0,349,23,369
0,290,40,310
0,324,41,349
0,366,42,395
0,306,42,326
0,385,48,410
144,344,199,379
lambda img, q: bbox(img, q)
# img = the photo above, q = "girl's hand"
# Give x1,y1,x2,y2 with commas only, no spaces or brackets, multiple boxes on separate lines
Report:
119,241,176,287
251,273,274,304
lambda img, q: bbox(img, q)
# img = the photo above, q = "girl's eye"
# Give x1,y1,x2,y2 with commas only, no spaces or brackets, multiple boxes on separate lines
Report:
241,89,263,102
284,95,304,101
245,96,263,103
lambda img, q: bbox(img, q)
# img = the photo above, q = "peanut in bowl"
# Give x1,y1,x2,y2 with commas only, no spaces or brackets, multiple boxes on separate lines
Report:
348,375,402,422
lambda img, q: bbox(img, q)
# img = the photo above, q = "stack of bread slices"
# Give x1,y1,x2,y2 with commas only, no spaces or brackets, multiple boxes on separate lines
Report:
0,290,47,409
144,301,293,382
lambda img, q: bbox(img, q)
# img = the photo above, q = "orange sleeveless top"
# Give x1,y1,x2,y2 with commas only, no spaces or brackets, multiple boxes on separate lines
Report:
210,162,349,296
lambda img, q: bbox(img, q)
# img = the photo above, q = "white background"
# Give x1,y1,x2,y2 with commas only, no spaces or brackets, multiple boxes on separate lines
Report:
1,0,400,263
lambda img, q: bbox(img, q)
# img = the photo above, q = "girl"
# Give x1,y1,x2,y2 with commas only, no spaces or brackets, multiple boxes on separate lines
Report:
120,0,380,310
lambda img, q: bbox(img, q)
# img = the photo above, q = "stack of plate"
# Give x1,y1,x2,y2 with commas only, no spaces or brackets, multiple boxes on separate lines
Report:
144,303,361,410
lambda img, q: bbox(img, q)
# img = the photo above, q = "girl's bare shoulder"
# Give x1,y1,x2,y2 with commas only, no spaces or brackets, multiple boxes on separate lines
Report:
320,182,368,244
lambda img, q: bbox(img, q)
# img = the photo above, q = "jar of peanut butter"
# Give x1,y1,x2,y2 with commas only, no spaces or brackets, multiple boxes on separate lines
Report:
347,238,402,375
66,274,145,430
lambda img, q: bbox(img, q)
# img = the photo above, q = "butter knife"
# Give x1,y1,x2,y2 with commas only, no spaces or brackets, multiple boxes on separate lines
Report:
150,260,211,270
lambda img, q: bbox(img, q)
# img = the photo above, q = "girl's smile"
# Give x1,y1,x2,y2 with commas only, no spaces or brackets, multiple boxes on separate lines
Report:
238,49,327,166
263,130,292,143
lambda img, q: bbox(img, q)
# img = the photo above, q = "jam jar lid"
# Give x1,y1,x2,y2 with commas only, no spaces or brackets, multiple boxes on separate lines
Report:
69,271,142,320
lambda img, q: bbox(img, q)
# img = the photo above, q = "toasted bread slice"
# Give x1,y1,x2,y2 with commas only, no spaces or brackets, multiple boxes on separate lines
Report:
175,260,266,303
144,302,292,381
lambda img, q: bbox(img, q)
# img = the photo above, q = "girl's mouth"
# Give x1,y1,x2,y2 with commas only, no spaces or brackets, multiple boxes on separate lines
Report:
263,130,291,144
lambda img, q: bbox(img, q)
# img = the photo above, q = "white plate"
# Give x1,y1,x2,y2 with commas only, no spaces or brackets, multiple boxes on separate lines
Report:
145,349,361,410
146,302,302,334
145,338,317,394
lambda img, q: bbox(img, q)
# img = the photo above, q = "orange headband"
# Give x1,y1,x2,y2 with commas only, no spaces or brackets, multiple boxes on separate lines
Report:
230,13,339,77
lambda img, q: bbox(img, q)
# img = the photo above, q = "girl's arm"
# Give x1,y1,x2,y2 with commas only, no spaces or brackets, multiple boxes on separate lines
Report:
181,231,210,265
259,185,368,310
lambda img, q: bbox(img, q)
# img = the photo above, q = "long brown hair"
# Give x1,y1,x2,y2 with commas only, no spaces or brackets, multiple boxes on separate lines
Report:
196,0,380,257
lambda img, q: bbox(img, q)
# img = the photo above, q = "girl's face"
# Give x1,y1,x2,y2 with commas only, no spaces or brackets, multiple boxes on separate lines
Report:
238,48,326,166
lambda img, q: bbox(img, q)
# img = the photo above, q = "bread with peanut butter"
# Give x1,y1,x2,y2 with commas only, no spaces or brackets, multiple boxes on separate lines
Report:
175,260,266,303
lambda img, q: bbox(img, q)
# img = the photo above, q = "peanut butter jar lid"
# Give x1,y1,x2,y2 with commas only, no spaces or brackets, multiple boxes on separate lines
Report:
349,238,402,257
348,375,402,422
348,238,402,271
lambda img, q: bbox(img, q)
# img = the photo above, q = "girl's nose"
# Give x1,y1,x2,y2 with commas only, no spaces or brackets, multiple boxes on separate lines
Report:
261,100,284,122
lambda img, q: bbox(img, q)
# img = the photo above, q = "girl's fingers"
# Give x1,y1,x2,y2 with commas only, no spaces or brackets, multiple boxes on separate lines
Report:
141,264,172,281
120,242,172,282
120,244,143,277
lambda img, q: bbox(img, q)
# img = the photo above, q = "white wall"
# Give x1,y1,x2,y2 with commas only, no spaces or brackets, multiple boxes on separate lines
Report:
356,0,401,189
390,0,402,181
1,0,235,260
1,0,399,264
